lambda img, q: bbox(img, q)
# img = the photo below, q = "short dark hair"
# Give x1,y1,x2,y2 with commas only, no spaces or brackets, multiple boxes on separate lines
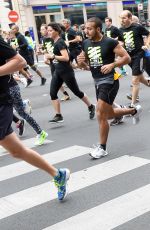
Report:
73,24,79,29
25,31,30,36
47,23,62,35
87,17,102,30
105,17,112,23
58,23,66,32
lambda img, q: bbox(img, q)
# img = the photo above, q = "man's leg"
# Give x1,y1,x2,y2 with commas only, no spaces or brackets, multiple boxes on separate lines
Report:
89,99,109,159
139,74,150,86
90,80,142,159
95,100,136,143
97,99,110,145
131,75,140,105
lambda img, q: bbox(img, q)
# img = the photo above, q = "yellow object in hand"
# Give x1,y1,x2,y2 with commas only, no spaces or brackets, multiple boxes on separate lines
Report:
114,72,122,80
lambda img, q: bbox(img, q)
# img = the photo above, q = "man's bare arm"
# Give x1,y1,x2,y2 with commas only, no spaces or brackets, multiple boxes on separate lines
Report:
77,51,90,70
0,54,26,77
101,44,131,74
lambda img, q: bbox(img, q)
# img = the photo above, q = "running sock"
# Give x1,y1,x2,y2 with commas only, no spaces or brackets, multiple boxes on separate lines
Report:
63,91,69,96
100,144,106,151
128,105,137,115
88,104,94,110
132,108,137,116
54,170,61,179
56,114,62,117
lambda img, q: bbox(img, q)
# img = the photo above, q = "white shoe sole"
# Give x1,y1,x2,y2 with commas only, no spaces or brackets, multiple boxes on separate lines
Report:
89,152,108,159
49,120,64,124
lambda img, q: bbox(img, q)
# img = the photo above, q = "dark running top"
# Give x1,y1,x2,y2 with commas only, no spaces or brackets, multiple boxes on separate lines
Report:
0,36,17,95
119,23,149,56
52,38,73,73
83,36,118,84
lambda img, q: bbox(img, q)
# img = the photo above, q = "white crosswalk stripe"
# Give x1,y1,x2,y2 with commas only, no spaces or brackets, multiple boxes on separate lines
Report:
0,137,53,156
0,145,92,181
44,184,150,230
0,141,150,229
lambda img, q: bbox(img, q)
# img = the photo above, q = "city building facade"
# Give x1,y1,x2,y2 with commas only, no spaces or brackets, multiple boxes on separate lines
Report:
1,0,149,42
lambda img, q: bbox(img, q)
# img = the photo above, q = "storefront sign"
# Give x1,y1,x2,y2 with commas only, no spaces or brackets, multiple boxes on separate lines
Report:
62,4,83,8
47,5,61,9
85,2,107,6
123,1,135,4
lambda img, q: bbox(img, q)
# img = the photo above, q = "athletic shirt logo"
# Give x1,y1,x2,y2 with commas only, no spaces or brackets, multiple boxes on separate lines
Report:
65,32,68,42
123,31,135,52
106,31,111,38
87,46,103,68
45,41,54,53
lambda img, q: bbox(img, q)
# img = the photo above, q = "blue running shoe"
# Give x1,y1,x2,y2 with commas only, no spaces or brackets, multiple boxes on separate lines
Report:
54,168,70,201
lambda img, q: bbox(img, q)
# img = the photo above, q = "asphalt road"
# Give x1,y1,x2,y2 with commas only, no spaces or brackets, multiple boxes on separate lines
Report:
0,62,150,230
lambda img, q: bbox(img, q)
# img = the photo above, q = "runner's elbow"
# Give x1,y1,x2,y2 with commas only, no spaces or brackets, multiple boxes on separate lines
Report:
125,55,131,64
18,56,27,69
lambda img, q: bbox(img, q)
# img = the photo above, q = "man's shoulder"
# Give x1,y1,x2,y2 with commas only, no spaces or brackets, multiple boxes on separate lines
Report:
16,32,23,38
105,27,110,31
102,36,119,47
68,27,74,32
103,36,117,42
68,27,76,35
83,38,91,45
111,25,119,30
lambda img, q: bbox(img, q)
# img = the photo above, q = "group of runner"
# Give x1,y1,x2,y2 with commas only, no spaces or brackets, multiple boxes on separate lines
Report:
0,9,150,200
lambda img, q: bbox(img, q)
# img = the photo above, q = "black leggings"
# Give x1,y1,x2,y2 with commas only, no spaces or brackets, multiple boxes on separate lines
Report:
50,70,84,100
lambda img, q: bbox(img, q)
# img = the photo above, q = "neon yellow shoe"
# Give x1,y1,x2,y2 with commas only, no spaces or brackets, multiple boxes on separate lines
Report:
35,130,48,145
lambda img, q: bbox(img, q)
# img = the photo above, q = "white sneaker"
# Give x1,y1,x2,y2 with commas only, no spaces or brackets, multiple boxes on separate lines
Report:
20,78,28,87
89,145,108,159
132,104,142,125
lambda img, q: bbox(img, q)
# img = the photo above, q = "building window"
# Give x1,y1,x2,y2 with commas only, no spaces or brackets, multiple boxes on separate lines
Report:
35,15,46,42
85,2,107,22
123,1,138,15
62,4,84,25
123,1,148,25
49,14,62,23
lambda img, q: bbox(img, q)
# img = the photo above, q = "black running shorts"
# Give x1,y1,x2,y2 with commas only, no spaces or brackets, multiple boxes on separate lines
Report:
95,79,119,105
129,52,144,76
0,104,13,140
23,54,34,66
